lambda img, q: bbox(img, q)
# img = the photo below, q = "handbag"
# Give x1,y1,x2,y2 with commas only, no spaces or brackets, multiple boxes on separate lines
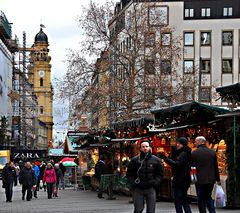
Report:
215,184,226,207
190,166,197,184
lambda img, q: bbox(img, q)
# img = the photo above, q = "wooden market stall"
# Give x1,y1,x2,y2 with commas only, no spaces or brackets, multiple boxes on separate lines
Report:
216,83,240,208
150,101,230,200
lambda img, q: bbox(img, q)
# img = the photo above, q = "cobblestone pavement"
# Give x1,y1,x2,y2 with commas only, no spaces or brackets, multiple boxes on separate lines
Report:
0,183,239,213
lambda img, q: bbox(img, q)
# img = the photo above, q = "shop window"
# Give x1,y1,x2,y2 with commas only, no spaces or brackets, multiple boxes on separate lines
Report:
185,8,194,18
200,87,211,102
148,6,168,26
145,59,155,75
222,31,233,45
161,60,171,74
184,32,194,46
222,59,233,73
183,87,194,101
201,59,211,73
183,60,194,74
223,7,233,17
201,8,211,17
40,106,44,114
201,32,211,46
161,33,171,46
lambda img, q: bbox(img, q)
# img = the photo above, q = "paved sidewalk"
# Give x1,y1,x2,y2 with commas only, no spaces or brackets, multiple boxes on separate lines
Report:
0,183,238,213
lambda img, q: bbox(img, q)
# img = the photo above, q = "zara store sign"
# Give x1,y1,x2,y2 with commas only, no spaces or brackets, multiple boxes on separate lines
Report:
12,150,46,160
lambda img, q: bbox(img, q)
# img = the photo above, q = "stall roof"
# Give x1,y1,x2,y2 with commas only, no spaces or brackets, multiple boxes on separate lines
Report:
216,83,240,102
112,117,154,129
151,101,229,128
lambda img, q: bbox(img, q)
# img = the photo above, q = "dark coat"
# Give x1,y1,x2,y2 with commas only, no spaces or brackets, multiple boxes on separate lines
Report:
164,146,192,187
191,144,220,184
2,165,17,186
126,152,163,189
55,168,63,185
94,160,105,181
19,167,36,186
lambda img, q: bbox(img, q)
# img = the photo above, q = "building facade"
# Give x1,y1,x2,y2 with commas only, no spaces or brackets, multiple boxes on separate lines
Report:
0,11,18,146
108,0,240,122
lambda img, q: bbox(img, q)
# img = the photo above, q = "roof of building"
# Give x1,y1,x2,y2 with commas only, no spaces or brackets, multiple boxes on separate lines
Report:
34,27,48,43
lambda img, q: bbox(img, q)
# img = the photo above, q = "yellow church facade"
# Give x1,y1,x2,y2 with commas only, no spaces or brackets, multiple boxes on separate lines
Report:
31,27,53,143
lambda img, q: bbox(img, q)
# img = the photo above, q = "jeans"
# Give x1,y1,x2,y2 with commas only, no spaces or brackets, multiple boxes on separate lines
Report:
195,184,215,213
172,186,192,213
132,187,156,213
5,182,14,201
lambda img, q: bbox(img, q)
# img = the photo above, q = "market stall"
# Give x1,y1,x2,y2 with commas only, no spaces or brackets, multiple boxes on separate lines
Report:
150,101,229,200
216,83,240,207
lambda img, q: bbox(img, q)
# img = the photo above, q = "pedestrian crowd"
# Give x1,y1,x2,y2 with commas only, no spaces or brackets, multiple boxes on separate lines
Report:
2,159,66,202
2,135,221,213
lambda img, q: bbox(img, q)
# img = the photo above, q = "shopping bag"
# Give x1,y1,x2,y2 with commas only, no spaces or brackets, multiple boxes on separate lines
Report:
32,185,37,191
215,184,226,207
190,167,197,184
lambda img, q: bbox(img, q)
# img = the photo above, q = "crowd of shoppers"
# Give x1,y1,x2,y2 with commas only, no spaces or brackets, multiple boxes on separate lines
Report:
1,135,221,213
1,159,66,202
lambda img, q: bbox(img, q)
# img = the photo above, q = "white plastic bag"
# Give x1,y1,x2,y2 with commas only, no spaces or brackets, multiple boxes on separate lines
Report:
215,185,226,207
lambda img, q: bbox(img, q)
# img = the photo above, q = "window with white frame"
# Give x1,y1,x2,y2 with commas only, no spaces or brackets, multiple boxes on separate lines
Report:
145,59,155,75
146,33,155,47
222,31,233,45
183,87,194,101
201,59,211,73
201,32,211,45
184,8,194,18
223,7,233,17
200,87,211,102
145,87,155,103
148,6,168,26
184,60,194,73
222,59,233,73
161,60,171,74
184,32,194,46
161,33,171,46
201,8,211,17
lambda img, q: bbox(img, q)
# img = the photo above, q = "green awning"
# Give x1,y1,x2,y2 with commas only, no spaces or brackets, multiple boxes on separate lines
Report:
112,117,154,129
216,83,240,102
151,101,229,128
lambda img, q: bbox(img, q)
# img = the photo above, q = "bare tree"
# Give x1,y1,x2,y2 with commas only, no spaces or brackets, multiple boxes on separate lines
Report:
55,0,202,126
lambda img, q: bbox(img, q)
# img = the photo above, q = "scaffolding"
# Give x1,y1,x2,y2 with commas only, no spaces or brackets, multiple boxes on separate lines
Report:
13,31,38,149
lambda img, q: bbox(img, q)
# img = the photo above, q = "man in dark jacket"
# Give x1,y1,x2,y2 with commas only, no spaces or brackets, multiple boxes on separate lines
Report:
2,162,17,202
19,162,36,201
159,137,192,213
192,136,220,213
127,140,163,213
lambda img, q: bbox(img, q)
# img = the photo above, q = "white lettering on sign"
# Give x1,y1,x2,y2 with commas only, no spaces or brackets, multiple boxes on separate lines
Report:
14,153,40,159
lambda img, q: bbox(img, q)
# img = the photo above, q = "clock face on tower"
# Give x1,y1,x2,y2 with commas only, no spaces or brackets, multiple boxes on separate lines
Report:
38,70,45,78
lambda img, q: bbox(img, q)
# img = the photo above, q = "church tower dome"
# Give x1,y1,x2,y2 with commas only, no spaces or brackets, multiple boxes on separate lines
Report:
34,27,48,43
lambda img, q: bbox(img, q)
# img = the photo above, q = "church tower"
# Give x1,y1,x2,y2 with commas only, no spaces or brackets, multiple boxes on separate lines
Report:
31,27,53,143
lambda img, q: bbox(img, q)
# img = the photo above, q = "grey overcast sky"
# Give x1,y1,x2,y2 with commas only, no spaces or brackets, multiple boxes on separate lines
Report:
1,0,117,132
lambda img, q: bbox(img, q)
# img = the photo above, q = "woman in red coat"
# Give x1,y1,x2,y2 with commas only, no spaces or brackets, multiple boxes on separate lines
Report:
43,163,57,199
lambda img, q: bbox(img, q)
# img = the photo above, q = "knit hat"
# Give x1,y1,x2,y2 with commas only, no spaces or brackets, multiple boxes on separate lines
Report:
177,137,188,146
